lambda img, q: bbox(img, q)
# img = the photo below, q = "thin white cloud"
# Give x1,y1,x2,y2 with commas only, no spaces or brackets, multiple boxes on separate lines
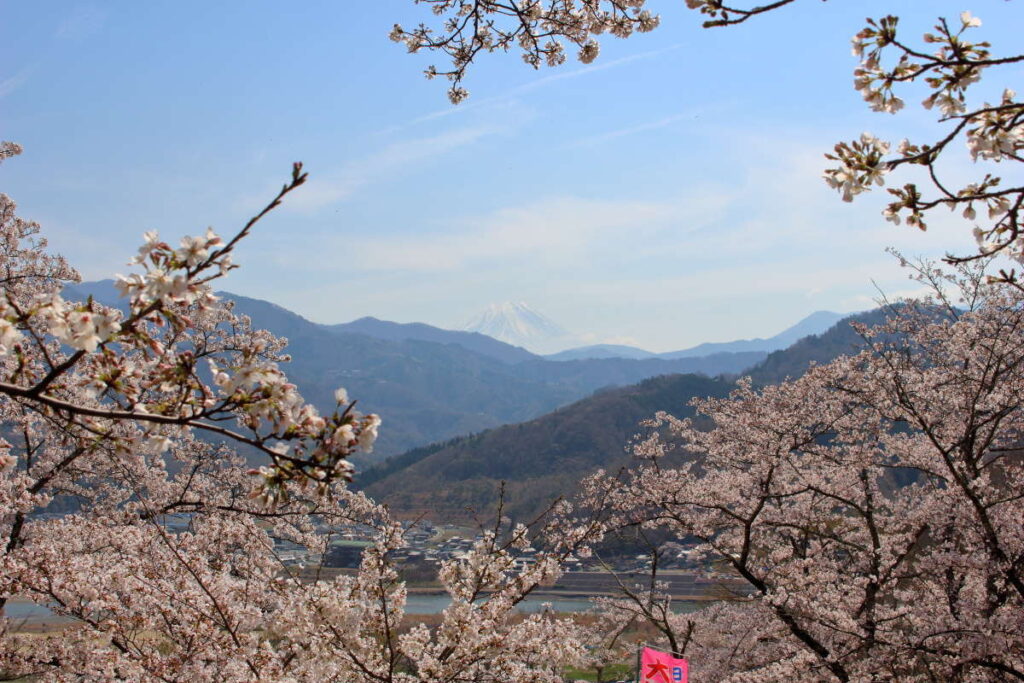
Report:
570,111,697,147
0,68,32,98
511,43,685,94
841,282,936,311
381,43,685,134
339,191,729,273
56,5,106,40
240,124,983,350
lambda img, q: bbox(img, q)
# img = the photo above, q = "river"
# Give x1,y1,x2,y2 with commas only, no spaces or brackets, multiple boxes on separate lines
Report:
4,594,703,624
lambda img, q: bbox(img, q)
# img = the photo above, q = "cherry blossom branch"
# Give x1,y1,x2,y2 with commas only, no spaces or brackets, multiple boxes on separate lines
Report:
683,0,801,28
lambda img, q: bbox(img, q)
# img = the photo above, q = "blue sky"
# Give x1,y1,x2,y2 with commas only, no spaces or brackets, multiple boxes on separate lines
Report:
2,1,1021,351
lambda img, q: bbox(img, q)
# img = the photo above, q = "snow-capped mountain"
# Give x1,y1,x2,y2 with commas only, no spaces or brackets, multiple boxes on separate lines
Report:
462,302,575,354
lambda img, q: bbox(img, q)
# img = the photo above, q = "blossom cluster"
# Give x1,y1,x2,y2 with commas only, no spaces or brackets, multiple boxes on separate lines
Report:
709,6,1024,277
823,132,890,203
389,0,659,103
826,12,1024,273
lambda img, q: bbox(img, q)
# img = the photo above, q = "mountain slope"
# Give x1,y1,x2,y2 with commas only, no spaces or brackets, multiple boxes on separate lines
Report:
509,352,766,395
659,310,846,359
545,344,658,361
748,308,889,386
361,373,733,520
328,317,536,364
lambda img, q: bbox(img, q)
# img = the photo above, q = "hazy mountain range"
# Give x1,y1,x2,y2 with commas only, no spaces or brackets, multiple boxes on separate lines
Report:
63,280,885,522
331,316,535,364
68,281,825,459
360,307,890,521
546,310,846,361
460,301,847,360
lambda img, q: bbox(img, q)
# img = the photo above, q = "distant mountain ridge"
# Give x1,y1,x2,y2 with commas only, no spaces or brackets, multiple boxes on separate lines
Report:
63,282,845,368
661,310,847,359
67,281,769,459
545,344,658,361
329,317,536,364
546,311,847,361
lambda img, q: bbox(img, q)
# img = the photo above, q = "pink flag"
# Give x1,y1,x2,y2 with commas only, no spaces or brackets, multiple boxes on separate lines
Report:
640,646,689,683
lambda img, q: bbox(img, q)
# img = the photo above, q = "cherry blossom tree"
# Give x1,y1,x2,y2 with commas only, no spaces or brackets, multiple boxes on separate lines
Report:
0,146,380,501
394,5,1024,677
395,2,1024,282
4,2,1021,676
0,144,602,681
573,263,1024,680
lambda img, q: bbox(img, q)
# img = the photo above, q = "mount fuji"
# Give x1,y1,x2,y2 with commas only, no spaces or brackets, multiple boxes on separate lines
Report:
462,302,576,354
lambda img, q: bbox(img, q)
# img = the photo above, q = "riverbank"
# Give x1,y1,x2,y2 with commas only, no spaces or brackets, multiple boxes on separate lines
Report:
5,569,739,631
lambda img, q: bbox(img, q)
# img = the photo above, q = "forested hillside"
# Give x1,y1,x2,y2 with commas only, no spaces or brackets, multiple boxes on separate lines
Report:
361,373,731,520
